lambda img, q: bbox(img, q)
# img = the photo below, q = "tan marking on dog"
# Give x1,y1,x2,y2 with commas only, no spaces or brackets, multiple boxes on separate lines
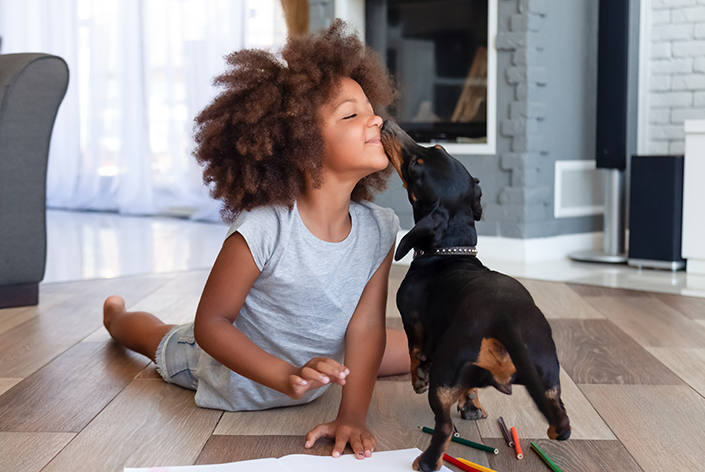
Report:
437,386,463,409
380,134,407,189
434,144,442,149
417,158,424,165
459,387,488,418
410,347,422,380
474,338,516,389
546,387,558,401
408,323,425,384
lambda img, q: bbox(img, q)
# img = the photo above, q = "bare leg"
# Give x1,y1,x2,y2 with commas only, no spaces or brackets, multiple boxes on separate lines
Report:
378,328,411,377
103,295,176,362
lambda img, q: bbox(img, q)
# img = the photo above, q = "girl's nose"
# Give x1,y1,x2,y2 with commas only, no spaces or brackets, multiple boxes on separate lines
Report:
369,113,383,128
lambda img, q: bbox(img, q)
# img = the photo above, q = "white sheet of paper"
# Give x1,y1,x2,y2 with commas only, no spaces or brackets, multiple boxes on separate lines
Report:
124,448,453,472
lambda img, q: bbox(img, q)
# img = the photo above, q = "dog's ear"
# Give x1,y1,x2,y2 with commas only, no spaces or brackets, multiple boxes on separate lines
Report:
471,177,483,221
395,205,450,261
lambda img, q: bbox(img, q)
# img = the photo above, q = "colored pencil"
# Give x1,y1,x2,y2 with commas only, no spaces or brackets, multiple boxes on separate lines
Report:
443,454,482,472
420,426,499,454
497,416,514,447
531,441,563,472
510,426,523,459
457,456,500,472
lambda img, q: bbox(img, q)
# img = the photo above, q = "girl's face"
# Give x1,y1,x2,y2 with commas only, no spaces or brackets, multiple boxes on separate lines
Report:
320,77,388,183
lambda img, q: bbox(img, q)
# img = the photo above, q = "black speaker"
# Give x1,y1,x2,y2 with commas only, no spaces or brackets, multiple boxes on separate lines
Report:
628,155,686,270
596,0,632,171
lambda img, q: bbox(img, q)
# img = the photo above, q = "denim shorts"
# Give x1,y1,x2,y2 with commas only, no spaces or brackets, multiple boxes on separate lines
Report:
155,323,200,391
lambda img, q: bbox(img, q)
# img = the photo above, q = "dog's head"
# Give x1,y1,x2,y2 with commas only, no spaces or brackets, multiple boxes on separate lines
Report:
381,120,482,261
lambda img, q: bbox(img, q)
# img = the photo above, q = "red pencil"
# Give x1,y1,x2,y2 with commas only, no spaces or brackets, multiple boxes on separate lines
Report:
510,426,523,459
443,453,483,472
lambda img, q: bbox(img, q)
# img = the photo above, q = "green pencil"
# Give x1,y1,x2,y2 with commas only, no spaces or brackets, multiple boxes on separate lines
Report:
419,426,499,454
530,441,562,472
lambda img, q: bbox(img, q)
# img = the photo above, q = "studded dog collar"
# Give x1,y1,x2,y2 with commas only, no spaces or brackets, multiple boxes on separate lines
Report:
413,246,478,259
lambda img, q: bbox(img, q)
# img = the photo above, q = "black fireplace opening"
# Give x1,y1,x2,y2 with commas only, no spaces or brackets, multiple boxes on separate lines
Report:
366,0,488,143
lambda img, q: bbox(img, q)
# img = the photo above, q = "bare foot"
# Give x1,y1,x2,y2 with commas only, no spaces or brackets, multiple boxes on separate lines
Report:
103,295,126,337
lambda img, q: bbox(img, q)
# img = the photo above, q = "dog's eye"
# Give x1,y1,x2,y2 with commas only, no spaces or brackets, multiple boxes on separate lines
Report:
343,114,357,120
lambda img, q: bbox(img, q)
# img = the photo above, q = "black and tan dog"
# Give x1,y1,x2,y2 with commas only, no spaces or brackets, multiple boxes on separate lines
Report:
381,121,571,472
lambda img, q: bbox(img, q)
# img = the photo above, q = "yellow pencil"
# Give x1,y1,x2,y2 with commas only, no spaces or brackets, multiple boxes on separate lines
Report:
457,457,500,472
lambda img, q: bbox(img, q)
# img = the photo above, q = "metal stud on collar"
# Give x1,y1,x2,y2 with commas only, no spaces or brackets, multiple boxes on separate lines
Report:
413,246,478,259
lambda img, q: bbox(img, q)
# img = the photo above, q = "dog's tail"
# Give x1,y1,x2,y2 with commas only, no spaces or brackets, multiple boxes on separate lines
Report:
496,326,557,427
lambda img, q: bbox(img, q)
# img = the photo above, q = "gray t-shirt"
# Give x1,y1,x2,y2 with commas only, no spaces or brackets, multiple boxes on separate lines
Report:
192,200,400,411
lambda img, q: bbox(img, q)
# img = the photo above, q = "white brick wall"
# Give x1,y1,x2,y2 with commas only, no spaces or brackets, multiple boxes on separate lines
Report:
647,0,705,155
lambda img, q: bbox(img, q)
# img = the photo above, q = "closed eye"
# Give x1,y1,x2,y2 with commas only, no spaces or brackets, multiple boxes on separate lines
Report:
343,114,357,120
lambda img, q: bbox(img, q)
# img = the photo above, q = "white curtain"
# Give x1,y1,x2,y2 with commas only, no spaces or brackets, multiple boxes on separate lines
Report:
0,0,287,221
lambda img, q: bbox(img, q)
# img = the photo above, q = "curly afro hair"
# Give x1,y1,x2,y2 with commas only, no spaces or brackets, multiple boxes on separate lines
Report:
193,19,398,223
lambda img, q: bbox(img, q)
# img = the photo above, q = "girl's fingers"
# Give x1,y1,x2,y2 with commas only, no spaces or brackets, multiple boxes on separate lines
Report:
310,360,349,384
300,366,329,385
350,435,365,459
332,434,349,458
289,374,307,386
362,434,376,457
304,424,333,448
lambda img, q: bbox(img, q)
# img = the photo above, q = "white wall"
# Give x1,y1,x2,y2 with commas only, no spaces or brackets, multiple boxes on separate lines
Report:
644,0,705,155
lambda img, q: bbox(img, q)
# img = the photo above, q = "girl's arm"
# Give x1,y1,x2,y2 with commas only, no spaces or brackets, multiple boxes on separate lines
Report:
194,232,348,398
304,246,395,459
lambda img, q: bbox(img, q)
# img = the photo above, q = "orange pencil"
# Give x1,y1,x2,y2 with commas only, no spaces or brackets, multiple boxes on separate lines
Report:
510,426,523,459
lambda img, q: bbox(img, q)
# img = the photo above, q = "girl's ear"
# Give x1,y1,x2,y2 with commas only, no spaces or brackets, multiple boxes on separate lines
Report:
395,205,450,261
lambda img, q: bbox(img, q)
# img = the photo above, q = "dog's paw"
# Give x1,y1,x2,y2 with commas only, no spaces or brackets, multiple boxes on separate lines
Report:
457,401,487,420
413,452,442,472
413,379,429,394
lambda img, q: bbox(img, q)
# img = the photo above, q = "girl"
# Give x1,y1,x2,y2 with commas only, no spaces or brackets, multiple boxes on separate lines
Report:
103,20,410,460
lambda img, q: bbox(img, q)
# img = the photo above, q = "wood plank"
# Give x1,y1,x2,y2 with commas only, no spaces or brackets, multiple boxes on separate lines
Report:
567,283,650,298
518,278,605,319
0,290,73,336
0,274,175,378
196,435,466,472
484,438,643,472
550,319,685,385
645,347,705,397
214,385,341,435
580,384,705,472
0,432,75,472
652,292,705,320
0,342,149,432
196,435,352,464
0,378,21,396
41,379,222,472
83,270,208,343
366,379,493,467
475,368,615,441
582,295,705,348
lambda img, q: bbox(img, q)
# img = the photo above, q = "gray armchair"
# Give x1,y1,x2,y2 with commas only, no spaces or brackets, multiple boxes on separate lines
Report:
0,53,69,308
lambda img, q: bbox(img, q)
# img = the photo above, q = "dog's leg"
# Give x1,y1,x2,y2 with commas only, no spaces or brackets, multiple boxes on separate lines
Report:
457,387,487,420
404,320,430,393
414,385,459,472
545,384,571,440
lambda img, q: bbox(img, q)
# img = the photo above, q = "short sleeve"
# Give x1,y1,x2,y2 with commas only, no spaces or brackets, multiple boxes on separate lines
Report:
354,201,401,273
225,206,281,271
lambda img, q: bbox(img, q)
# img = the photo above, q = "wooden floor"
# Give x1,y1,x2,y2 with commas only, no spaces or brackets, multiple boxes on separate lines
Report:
2,265,705,472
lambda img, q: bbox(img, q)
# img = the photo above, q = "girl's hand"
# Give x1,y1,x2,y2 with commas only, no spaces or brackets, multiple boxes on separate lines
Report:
286,357,349,400
304,419,376,459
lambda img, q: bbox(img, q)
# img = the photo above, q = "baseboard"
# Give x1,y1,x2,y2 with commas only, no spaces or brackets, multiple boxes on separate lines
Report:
0,282,39,309
392,231,602,266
